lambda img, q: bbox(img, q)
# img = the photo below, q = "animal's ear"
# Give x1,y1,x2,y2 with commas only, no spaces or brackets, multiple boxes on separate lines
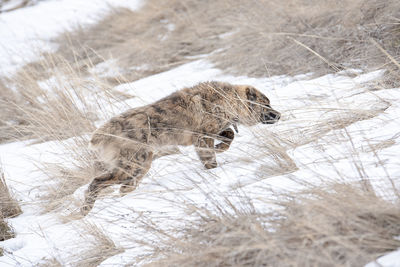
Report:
246,87,257,102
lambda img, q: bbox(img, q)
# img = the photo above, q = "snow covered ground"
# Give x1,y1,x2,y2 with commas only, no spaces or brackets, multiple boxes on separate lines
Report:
0,0,399,266
1,61,399,266
0,0,143,76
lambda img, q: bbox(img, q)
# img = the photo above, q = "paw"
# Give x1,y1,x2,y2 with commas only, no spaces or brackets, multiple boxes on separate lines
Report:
119,185,135,196
204,161,218,169
80,203,93,216
80,193,95,215
215,142,229,153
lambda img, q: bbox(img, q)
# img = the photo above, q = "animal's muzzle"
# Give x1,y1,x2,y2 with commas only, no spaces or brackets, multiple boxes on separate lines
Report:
261,110,281,124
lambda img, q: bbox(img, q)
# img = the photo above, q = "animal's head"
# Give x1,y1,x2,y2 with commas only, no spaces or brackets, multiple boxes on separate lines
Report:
236,85,281,126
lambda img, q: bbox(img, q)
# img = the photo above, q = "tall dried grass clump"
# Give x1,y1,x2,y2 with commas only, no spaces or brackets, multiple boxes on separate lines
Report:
0,69,94,143
35,223,122,266
0,216,13,256
21,0,399,84
0,168,21,219
37,258,63,267
0,54,126,143
136,182,400,267
0,165,22,256
68,222,123,267
38,135,100,214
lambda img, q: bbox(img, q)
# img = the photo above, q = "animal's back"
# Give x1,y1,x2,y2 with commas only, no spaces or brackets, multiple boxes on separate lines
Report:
89,81,235,153
89,107,147,150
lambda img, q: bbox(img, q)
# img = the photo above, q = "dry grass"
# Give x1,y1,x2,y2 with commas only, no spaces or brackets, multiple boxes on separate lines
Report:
37,258,63,267
38,135,99,214
212,0,400,79
45,0,226,83
0,217,13,251
0,55,126,211
0,53,129,143
68,222,123,267
14,0,398,85
0,164,21,219
0,69,94,143
35,223,122,266
0,0,399,265
132,182,400,267
0,164,21,256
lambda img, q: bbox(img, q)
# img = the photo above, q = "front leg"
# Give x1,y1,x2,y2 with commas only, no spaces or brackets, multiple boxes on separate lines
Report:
215,128,235,153
195,136,217,169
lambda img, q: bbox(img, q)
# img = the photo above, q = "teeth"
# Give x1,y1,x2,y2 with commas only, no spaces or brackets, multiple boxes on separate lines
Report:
233,123,239,133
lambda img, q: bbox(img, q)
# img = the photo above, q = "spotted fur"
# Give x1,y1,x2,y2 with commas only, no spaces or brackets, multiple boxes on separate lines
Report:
81,81,280,214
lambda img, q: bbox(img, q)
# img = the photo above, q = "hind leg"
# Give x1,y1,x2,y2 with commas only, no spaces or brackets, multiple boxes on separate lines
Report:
81,171,118,214
81,147,152,215
119,150,153,195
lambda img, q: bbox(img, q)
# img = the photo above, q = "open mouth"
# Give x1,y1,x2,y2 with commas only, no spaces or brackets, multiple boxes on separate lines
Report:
261,112,280,124
262,119,279,124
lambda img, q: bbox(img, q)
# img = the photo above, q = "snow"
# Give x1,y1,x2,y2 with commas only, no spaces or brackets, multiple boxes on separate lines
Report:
0,0,143,75
0,1,399,266
0,0,27,12
366,249,400,267
1,62,399,265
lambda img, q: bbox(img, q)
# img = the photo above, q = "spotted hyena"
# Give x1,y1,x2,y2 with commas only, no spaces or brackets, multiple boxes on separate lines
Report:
81,81,280,214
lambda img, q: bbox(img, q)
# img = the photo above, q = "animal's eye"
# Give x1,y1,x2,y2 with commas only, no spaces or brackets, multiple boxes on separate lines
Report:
246,88,257,101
